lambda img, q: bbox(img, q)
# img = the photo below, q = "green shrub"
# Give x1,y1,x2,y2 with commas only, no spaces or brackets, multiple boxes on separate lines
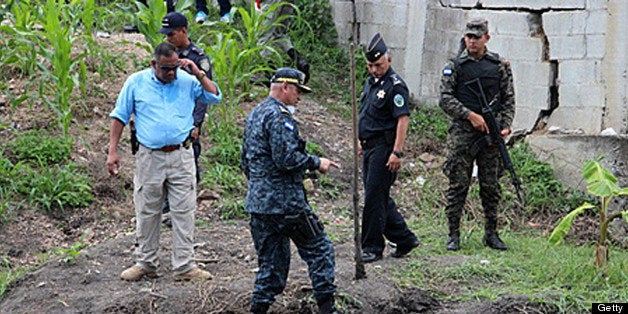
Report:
8,130,73,165
509,143,593,213
16,162,93,213
409,105,449,143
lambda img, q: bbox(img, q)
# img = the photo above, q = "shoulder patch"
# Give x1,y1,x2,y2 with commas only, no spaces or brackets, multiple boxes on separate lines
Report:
393,94,405,107
284,120,294,131
199,59,211,73
443,66,453,76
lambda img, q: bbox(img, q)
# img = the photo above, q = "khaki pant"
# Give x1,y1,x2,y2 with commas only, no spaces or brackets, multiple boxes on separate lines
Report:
133,145,197,275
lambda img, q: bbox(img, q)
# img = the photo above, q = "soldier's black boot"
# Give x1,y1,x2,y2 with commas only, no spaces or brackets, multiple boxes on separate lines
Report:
446,231,460,251
446,217,460,251
483,219,508,251
317,295,338,314
250,302,270,314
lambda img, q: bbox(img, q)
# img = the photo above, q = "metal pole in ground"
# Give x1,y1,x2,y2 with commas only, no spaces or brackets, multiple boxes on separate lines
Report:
350,0,366,280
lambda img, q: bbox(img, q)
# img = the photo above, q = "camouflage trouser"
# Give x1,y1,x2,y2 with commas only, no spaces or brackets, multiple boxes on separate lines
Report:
249,213,336,308
443,120,501,230
258,0,295,56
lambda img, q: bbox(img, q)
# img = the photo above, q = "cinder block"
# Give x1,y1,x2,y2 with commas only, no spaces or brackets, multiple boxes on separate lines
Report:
491,36,544,61
558,84,605,109
585,10,608,35
483,0,585,10
559,60,602,84
482,11,531,36
512,106,540,131
544,12,587,36
547,35,586,59
546,105,603,133
586,35,606,59
516,85,551,110
511,62,551,87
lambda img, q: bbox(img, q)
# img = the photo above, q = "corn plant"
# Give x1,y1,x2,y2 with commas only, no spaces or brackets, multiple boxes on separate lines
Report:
37,0,87,136
549,159,628,267
198,2,286,105
136,0,168,51
0,0,40,78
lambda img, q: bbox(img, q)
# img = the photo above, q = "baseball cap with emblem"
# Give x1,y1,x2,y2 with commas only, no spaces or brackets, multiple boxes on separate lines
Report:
270,67,312,93
159,12,188,35
365,32,388,62
464,17,488,36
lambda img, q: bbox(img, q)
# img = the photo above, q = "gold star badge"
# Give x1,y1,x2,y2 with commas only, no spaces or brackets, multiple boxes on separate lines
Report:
377,90,386,99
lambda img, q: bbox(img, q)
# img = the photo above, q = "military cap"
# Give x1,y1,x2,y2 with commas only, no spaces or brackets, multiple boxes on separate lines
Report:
270,67,312,93
158,12,188,35
365,32,387,62
465,17,489,36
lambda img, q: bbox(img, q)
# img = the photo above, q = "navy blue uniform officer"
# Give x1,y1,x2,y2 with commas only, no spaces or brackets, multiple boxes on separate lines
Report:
358,33,420,263
242,68,340,314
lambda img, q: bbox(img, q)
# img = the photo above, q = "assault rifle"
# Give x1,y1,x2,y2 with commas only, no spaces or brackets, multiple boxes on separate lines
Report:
464,78,524,204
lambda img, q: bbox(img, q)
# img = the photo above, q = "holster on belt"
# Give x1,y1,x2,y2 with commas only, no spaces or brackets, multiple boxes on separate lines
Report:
282,212,324,244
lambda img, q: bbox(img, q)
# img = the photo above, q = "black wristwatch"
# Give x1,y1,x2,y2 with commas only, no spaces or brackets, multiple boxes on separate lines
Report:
392,151,404,158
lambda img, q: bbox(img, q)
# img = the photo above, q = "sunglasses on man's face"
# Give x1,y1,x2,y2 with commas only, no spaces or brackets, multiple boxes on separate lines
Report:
157,62,181,72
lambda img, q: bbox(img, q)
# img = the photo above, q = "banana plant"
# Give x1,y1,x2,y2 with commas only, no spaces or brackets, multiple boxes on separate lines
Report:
549,159,628,267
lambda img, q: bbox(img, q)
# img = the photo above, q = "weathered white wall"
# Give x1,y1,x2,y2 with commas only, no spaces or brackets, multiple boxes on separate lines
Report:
329,0,628,135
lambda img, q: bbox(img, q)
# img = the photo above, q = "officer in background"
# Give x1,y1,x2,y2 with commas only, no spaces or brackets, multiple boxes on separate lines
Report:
159,12,213,185
241,68,339,314
358,33,420,263
256,0,309,83
439,17,515,252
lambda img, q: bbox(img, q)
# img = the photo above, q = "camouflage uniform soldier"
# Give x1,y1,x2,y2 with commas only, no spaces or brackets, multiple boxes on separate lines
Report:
439,18,515,251
241,68,340,314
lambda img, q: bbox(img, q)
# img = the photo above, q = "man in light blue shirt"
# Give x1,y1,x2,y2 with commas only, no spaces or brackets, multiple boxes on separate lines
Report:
107,42,221,281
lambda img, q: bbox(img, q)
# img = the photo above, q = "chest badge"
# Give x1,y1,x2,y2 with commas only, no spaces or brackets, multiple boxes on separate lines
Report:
377,90,386,99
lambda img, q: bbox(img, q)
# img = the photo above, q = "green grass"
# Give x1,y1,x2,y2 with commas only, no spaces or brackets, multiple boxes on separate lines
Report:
395,223,628,313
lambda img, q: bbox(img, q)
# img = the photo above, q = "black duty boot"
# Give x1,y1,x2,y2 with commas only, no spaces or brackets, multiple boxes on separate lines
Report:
250,302,270,314
483,219,508,250
446,217,461,251
446,231,460,251
317,295,338,314
287,48,310,83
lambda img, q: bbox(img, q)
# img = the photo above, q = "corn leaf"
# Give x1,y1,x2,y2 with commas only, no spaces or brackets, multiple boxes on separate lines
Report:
548,203,594,245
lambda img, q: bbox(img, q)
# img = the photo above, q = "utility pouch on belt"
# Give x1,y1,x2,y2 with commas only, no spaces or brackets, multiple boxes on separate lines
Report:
283,212,324,244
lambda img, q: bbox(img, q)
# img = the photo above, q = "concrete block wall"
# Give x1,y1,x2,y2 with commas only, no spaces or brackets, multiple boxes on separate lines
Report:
328,0,627,135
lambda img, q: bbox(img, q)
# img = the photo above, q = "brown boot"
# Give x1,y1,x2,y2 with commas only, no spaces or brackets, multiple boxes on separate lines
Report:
120,265,157,281
175,267,213,281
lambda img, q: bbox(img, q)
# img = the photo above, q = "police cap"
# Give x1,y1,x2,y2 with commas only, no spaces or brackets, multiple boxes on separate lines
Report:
365,32,387,62
270,67,312,93
465,17,489,36
159,12,188,35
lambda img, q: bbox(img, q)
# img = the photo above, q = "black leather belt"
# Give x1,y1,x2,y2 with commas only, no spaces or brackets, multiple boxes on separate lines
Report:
152,137,192,152
360,136,389,150
154,144,182,152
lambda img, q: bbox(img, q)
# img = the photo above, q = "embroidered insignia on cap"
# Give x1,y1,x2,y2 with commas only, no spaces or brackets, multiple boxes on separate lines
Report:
394,94,404,107
443,66,453,76
284,121,294,131
377,90,386,99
